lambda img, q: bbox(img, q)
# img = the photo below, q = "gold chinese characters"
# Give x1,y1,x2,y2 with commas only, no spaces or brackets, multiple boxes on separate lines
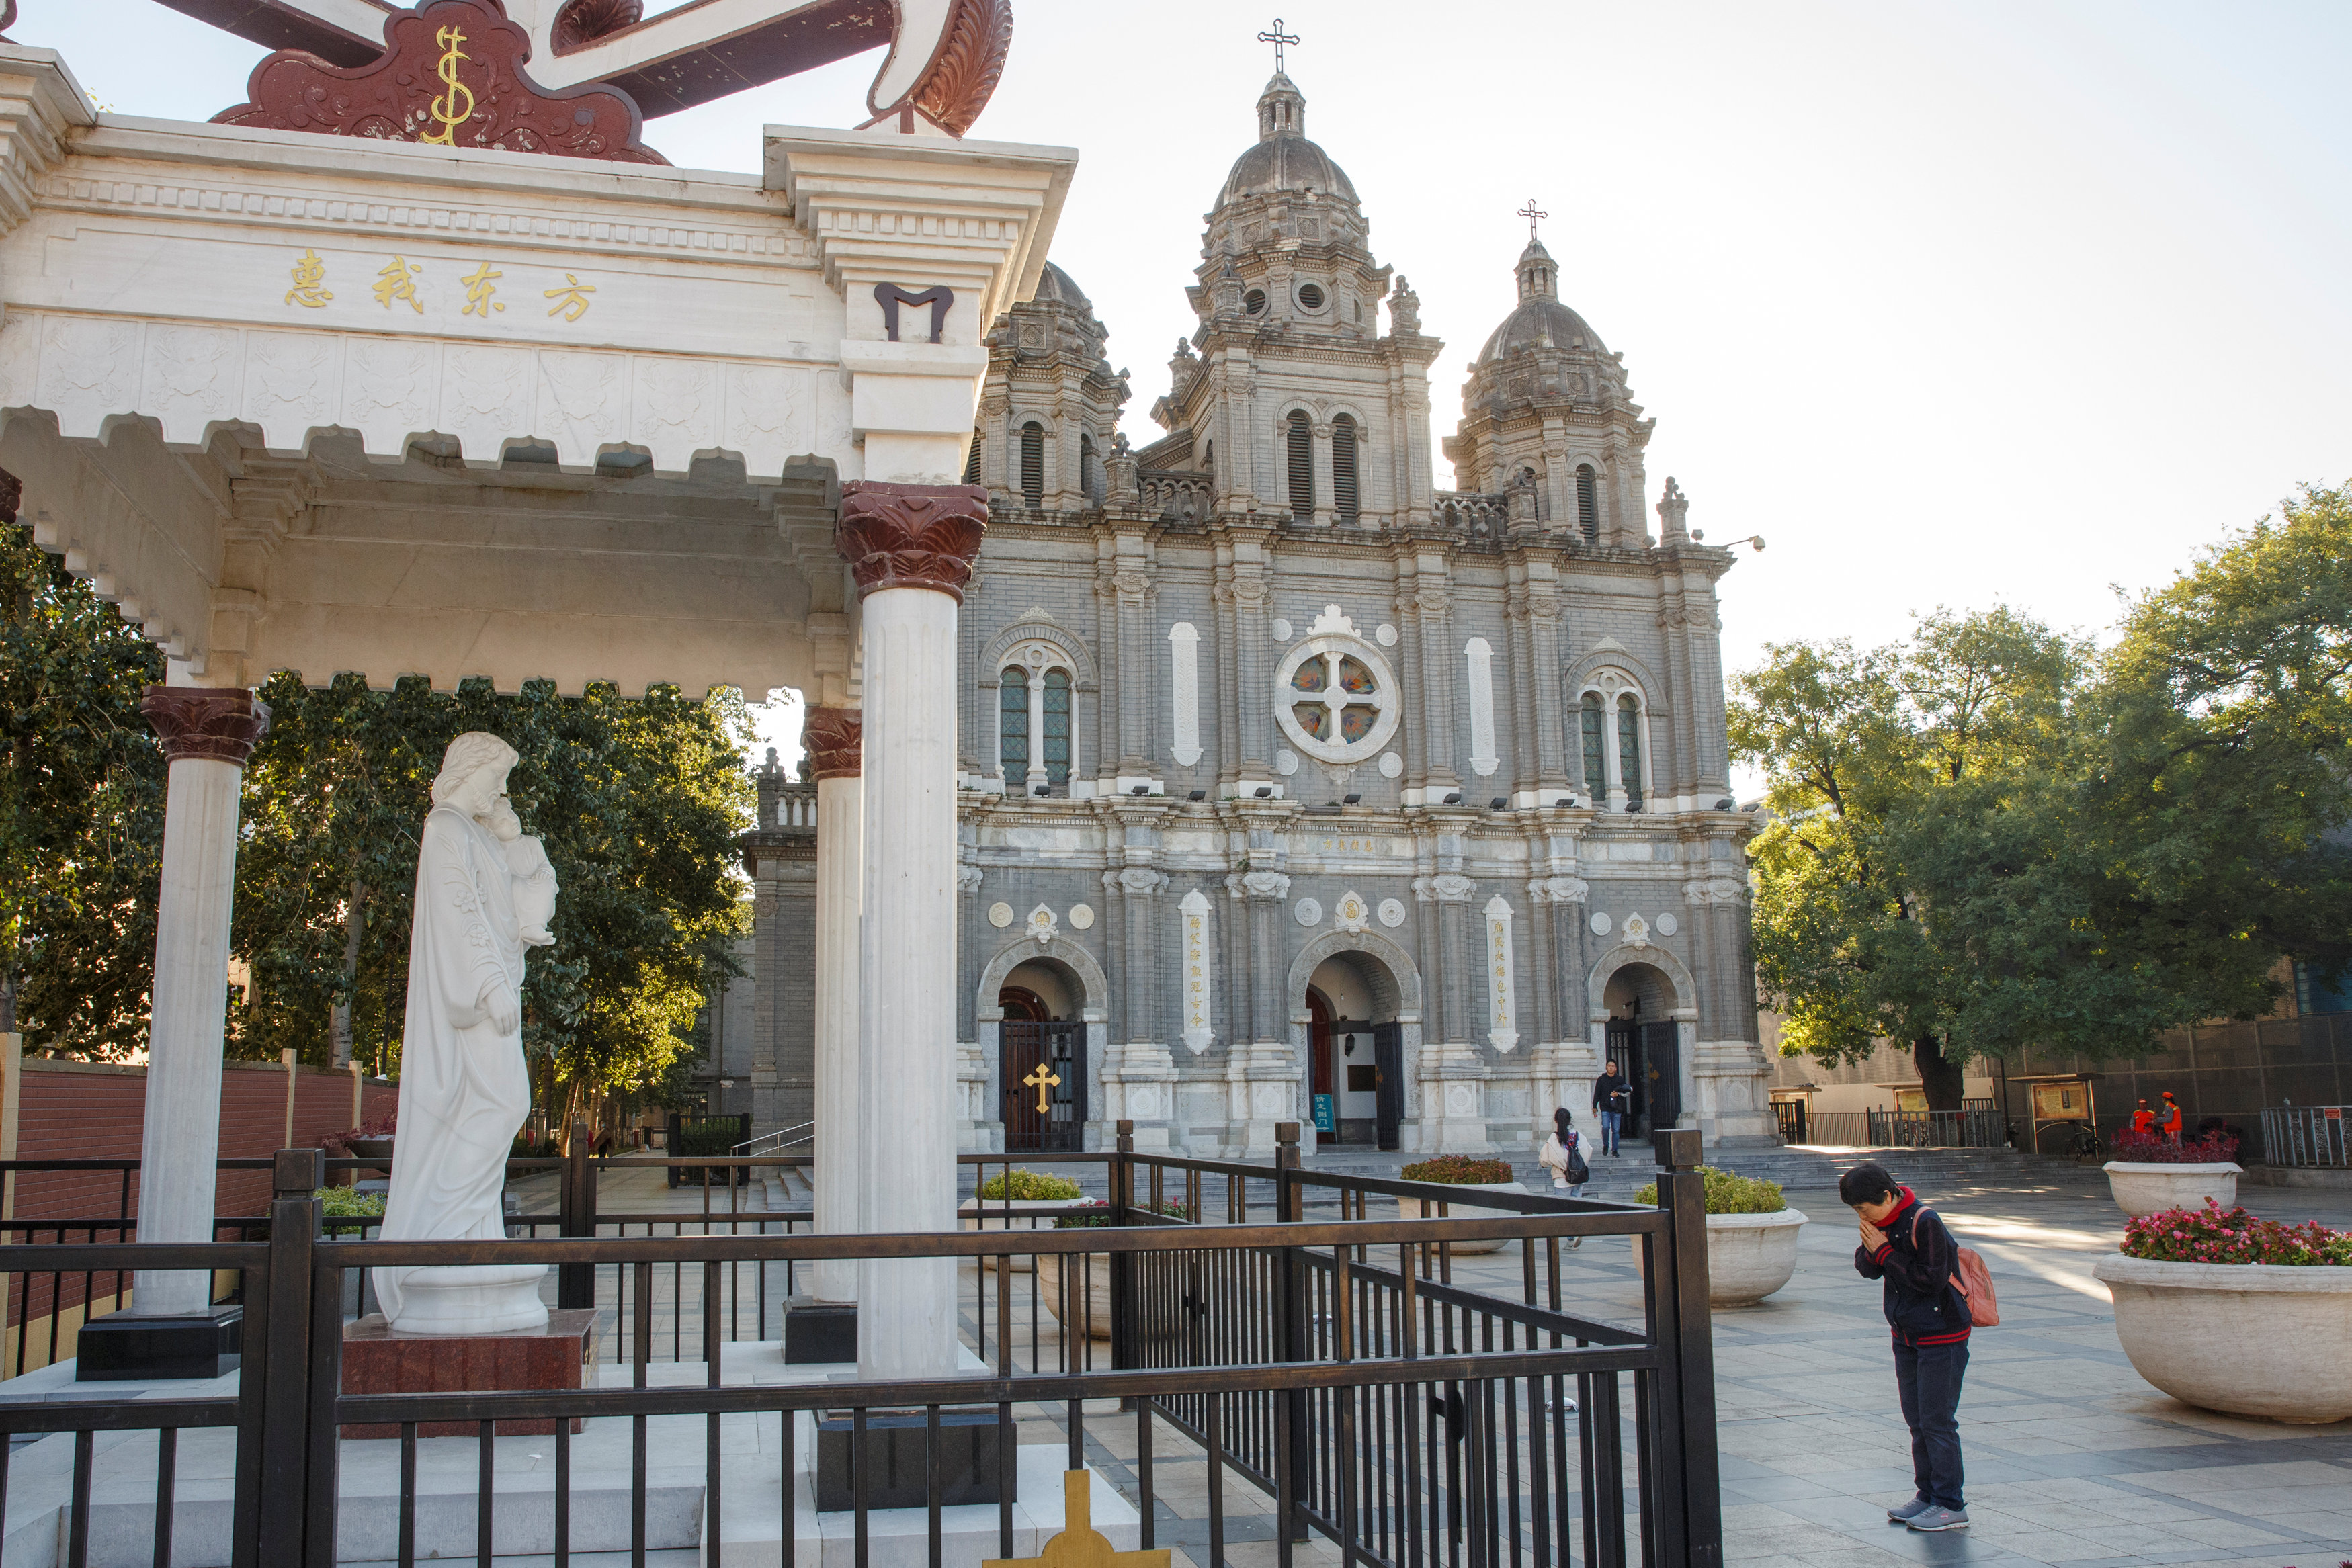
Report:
287,253,597,324
373,256,424,314
285,249,331,308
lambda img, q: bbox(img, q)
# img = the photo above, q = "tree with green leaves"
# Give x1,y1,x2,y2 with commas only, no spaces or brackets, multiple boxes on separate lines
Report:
1737,486,2352,1106
233,676,757,1138
1733,607,2091,1105
0,521,165,1051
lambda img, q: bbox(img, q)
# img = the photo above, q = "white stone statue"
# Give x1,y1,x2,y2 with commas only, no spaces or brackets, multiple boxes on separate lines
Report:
373,733,557,1334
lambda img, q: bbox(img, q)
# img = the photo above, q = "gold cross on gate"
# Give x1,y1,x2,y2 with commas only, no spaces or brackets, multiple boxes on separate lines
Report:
984,1471,1168,1568
1022,1063,1062,1114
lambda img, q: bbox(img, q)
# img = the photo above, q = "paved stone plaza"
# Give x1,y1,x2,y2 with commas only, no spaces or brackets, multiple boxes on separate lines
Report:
1047,1156,2352,1568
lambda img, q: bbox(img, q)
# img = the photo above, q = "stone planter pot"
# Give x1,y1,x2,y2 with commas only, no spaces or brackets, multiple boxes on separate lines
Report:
2093,1252,2352,1422
960,1196,1095,1271
1633,1210,1810,1307
2103,1162,2242,1219
1036,1250,1116,1340
1396,1181,1529,1256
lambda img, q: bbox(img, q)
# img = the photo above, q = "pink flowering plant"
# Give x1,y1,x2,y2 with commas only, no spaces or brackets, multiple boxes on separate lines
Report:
2121,1198,2352,1266
2109,1129,2240,1164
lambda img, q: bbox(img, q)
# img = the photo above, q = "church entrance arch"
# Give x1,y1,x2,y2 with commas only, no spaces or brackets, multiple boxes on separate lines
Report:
1286,930,1421,1153
1589,949,1696,1142
978,941,1107,1153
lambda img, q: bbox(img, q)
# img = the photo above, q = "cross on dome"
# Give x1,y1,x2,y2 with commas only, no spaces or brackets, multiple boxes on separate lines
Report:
1518,198,1548,241
1257,17,1300,73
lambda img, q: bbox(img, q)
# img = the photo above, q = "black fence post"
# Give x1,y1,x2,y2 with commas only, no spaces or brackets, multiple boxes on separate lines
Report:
1111,1120,1136,1375
1652,1128,1723,1567
252,1148,322,1568
1273,1121,1308,1549
560,1118,595,1309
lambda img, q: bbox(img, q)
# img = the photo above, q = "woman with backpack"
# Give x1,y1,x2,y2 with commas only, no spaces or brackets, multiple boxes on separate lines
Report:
1841,1160,1997,1534
1539,1108,1590,1246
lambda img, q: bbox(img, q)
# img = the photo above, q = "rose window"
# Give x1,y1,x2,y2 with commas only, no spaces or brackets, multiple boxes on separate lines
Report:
1275,638,1399,763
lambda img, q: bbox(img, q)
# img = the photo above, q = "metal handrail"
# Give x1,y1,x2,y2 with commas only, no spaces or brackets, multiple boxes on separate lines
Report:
733,1120,814,1155
2263,1105,2351,1167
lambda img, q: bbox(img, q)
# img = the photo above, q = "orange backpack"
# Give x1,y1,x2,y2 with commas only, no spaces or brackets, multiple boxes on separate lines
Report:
1913,1209,1999,1327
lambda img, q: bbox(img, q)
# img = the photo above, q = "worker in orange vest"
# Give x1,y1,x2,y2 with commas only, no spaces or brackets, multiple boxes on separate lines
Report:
2131,1100,2156,1135
2158,1092,2184,1143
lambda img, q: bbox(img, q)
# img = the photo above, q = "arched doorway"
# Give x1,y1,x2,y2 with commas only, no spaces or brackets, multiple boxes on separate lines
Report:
999,957,1085,1151
1602,961,1682,1140
1305,951,1402,1149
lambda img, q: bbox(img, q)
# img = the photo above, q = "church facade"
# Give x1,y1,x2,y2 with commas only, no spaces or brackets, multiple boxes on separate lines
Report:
755,71,1774,1160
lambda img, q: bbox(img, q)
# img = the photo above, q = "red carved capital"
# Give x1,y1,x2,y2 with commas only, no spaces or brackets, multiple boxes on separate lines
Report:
804,707,864,781
835,482,989,603
141,687,271,767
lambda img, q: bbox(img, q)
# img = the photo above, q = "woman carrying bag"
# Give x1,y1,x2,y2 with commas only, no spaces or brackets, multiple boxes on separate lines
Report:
1539,1107,1591,1246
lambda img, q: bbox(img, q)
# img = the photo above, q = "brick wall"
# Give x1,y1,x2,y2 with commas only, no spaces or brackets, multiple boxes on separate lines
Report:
5,1057,399,1362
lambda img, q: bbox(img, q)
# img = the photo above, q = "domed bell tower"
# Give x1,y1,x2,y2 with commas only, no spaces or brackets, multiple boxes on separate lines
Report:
1444,237,1654,548
1147,72,1441,529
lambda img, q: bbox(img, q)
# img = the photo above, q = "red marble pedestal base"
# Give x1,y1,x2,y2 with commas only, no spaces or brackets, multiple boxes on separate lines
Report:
341,1308,599,1438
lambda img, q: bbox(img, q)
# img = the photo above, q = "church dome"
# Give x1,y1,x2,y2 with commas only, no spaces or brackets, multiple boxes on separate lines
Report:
1476,238,1607,362
1031,261,1091,313
1216,74,1358,208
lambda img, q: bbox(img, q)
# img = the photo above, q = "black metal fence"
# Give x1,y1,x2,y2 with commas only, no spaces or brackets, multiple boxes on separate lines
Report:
1863,1108,2009,1149
0,1128,1724,1568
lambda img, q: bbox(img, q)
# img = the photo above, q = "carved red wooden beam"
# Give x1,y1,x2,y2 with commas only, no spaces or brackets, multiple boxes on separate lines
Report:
167,0,1011,132
211,0,668,164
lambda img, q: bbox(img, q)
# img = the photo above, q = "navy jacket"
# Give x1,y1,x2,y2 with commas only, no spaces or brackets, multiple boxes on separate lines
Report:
1853,1188,1971,1346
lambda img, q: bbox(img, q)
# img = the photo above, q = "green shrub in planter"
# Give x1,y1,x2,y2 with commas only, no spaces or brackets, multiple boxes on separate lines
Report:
1634,1166,1785,1215
976,1168,1083,1201
1053,1198,1193,1228
1400,1156,1515,1185
317,1186,387,1219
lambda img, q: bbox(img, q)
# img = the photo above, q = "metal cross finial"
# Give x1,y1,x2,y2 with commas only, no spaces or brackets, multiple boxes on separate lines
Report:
1257,17,1300,72
1519,198,1548,241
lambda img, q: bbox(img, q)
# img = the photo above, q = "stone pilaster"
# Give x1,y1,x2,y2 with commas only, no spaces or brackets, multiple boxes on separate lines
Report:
1413,867,1490,1153
1222,868,1295,1157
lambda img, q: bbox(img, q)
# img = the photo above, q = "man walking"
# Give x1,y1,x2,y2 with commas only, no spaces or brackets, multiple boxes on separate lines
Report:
2158,1092,2184,1143
1592,1061,1631,1156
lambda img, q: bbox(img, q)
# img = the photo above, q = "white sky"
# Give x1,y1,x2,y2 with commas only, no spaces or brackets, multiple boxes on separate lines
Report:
24,2,2352,788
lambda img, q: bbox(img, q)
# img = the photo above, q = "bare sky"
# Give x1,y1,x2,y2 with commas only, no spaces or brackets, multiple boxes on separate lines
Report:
22,2,2352,781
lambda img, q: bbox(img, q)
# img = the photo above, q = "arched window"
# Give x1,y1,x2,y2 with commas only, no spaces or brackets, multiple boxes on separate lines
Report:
1575,464,1599,543
964,431,981,486
1618,694,1644,811
1080,434,1099,505
1042,668,1072,786
1001,667,1030,786
1020,421,1044,509
1579,693,1606,803
1204,439,1216,484
1332,415,1359,523
1286,410,1314,521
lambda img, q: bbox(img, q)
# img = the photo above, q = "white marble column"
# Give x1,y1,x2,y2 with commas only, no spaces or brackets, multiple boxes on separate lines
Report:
805,708,863,1305
132,686,267,1317
837,480,987,1383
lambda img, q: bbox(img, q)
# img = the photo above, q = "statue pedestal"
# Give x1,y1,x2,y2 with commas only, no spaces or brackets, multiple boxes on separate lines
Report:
341,1308,597,1437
